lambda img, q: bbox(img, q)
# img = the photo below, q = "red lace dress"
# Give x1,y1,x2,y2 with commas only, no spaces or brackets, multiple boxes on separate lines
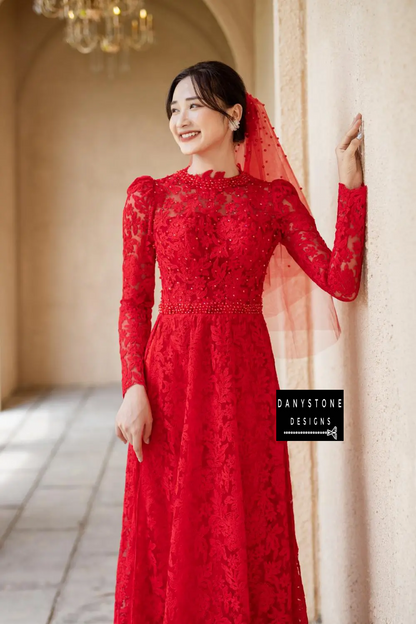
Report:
114,166,367,624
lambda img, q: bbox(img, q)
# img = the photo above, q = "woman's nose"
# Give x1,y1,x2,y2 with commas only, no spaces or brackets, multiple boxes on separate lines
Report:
178,112,189,125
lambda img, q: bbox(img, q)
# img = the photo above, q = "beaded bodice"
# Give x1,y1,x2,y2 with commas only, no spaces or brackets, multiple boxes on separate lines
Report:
118,167,367,394
153,163,279,313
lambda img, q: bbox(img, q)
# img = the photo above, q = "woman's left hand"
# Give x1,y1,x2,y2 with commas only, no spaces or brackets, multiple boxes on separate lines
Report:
336,113,364,190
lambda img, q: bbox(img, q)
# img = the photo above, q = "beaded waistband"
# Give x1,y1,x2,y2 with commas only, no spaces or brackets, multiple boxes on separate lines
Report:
159,301,263,314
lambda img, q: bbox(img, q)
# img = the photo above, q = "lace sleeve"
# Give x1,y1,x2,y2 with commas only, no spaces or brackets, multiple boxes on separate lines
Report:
273,178,368,301
118,175,156,397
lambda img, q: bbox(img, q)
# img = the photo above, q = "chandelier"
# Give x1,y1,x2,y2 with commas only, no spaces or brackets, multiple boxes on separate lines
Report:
32,1,155,76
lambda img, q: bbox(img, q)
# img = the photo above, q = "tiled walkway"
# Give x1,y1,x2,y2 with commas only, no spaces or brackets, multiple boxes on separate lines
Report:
0,385,126,623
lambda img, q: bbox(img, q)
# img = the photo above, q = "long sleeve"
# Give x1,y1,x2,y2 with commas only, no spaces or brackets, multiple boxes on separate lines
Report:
119,175,156,397
273,178,368,302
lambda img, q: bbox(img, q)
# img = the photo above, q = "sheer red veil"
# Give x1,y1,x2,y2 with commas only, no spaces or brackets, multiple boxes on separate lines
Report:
234,92,341,359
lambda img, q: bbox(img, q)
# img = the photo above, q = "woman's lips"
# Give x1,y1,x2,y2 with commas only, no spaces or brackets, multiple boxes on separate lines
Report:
179,131,201,142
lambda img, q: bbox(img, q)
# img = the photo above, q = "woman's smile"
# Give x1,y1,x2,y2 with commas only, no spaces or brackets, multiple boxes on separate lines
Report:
179,131,201,142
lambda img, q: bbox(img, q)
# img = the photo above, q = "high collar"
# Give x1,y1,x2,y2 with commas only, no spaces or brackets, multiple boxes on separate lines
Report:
173,162,251,189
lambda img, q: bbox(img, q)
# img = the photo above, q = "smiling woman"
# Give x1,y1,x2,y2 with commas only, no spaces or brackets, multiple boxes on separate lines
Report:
113,60,367,624
167,65,245,178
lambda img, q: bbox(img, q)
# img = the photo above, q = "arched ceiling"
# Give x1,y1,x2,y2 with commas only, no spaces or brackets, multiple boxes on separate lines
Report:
202,0,254,89
0,0,254,89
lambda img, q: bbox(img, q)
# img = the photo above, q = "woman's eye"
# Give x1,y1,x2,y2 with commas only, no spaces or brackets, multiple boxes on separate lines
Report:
171,103,200,114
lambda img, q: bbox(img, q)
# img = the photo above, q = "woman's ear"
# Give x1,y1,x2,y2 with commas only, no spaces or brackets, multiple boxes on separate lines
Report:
234,103,243,123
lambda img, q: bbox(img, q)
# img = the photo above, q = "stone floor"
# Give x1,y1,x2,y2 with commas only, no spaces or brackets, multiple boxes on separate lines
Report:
0,385,126,624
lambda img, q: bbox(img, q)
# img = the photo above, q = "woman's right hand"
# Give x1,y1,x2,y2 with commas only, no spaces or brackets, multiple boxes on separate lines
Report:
115,384,153,463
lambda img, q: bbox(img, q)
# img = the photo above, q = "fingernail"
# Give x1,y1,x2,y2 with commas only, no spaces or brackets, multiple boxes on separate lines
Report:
144,438,150,444
357,132,363,139
137,455,142,462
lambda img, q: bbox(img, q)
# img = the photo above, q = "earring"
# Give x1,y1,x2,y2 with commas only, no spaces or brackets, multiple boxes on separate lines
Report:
229,118,240,132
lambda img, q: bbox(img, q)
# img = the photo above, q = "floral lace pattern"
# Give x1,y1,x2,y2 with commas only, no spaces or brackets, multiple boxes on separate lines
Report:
273,178,367,302
115,168,367,623
118,175,157,395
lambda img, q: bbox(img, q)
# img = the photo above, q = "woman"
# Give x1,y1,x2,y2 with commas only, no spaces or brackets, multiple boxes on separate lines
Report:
114,61,367,624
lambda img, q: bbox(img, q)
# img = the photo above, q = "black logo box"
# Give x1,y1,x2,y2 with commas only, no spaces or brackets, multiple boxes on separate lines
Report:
275,390,344,442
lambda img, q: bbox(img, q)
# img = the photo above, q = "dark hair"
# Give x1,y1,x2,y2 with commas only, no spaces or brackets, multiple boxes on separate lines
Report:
165,61,247,144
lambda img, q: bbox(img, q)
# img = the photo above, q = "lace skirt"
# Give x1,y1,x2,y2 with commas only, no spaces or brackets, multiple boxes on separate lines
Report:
114,311,308,624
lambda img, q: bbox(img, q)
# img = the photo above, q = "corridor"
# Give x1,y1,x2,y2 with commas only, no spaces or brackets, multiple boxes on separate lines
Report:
0,386,125,623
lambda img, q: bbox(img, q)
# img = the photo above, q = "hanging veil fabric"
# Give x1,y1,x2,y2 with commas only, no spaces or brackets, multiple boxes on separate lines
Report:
234,92,341,359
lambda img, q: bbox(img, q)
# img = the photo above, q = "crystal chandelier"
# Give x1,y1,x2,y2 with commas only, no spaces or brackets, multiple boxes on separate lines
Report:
32,1,155,76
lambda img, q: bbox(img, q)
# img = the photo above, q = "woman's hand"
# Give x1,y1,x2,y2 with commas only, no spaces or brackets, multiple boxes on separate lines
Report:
336,113,364,190
115,384,153,463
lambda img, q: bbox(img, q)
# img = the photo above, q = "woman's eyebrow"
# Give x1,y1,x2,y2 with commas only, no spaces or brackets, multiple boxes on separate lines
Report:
170,97,200,105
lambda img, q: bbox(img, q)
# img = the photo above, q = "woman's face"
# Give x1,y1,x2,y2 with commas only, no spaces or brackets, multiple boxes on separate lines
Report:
169,76,236,156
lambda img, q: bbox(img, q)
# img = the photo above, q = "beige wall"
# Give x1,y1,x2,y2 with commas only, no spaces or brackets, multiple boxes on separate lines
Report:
307,2,416,624
0,0,257,401
0,0,17,403
4,0,235,395
258,1,416,622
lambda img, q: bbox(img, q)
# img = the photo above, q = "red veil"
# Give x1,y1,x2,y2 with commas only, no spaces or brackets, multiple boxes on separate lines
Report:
234,92,341,359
